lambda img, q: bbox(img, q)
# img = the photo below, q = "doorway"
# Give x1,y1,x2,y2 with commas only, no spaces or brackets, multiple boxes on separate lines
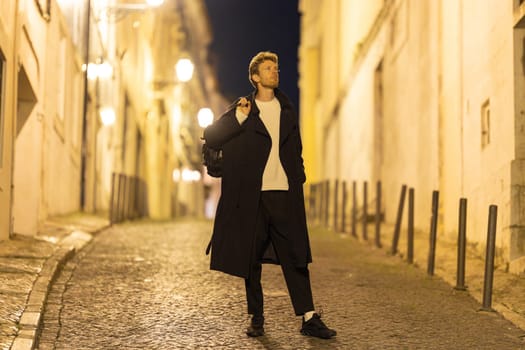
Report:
12,65,39,236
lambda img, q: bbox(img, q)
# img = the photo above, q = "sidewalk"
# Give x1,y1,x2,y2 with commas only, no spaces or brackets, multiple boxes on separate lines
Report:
331,219,525,332
0,213,110,350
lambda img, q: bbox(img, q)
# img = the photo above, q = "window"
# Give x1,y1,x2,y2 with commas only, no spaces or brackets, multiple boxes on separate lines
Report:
481,100,490,148
0,52,5,166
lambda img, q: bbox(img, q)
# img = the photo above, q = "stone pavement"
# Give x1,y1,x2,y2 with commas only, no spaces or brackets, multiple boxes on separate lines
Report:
37,219,525,349
0,213,110,350
362,219,525,332
0,213,524,349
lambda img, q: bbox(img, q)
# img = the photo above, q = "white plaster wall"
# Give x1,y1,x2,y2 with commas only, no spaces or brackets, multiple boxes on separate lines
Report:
44,125,82,215
13,113,41,235
351,0,440,228
459,0,514,255
337,0,514,244
339,56,378,184
0,0,17,240
41,1,83,217
301,0,521,264
96,126,116,212
12,0,47,235
439,0,463,242
319,1,341,131
339,0,384,82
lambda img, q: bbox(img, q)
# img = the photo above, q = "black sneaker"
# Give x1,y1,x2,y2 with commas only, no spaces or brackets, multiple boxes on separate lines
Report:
300,313,336,339
246,315,265,337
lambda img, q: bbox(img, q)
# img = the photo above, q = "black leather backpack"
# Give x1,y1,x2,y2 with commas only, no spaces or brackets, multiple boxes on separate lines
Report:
202,141,222,178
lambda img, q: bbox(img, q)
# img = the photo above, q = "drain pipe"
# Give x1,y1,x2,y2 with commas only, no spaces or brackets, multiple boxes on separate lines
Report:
80,0,92,210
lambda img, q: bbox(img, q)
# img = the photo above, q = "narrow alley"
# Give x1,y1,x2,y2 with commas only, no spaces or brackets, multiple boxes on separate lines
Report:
32,219,524,349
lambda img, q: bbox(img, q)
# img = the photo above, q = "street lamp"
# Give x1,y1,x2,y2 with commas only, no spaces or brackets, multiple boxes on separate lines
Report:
175,58,194,82
197,108,214,128
87,60,113,80
100,107,116,126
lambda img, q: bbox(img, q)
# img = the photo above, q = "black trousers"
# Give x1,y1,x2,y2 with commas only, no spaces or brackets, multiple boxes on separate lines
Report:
245,190,314,316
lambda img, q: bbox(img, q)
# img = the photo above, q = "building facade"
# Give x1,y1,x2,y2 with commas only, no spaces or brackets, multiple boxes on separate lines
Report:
299,0,525,274
0,0,222,241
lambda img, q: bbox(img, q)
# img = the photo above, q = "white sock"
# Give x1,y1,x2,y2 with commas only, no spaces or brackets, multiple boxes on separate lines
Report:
304,311,315,321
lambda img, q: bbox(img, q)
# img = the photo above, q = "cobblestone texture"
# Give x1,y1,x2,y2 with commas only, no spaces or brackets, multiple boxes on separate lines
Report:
0,214,108,350
37,219,525,349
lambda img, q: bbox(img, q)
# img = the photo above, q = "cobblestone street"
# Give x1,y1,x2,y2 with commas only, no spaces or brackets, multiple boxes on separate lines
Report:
36,219,524,349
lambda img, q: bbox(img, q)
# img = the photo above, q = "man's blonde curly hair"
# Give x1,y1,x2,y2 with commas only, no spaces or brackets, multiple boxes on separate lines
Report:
248,51,278,88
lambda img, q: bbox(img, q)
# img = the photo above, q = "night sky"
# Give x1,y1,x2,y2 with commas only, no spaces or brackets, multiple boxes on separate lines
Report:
203,0,300,112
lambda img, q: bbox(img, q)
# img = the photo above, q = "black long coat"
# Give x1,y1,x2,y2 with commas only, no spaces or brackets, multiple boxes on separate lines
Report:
204,89,312,278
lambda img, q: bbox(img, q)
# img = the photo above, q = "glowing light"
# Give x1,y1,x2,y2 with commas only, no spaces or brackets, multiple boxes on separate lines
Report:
180,168,202,182
175,58,194,82
172,169,181,182
173,168,201,182
100,107,116,126
197,108,214,128
87,62,113,80
146,0,164,6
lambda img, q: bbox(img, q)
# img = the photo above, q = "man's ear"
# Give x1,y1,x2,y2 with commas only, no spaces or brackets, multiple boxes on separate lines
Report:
252,74,260,83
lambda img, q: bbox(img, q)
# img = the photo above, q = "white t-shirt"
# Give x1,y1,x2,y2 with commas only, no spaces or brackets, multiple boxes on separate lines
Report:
256,98,289,191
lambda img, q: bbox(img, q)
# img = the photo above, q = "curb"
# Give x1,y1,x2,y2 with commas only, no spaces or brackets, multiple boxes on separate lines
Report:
10,230,96,350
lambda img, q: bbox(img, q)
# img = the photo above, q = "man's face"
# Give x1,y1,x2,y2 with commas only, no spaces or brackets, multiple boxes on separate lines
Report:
254,60,279,89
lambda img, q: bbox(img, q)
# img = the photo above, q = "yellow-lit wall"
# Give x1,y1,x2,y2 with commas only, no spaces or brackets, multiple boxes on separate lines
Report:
0,1,17,240
299,0,525,272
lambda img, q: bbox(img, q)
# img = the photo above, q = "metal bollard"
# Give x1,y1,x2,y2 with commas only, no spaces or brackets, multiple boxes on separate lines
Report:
315,183,320,222
480,205,498,312
362,181,368,240
140,179,148,217
427,190,439,276
320,182,324,224
117,174,126,223
407,188,415,264
334,180,339,231
122,175,130,221
128,177,136,219
342,181,347,233
317,182,324,224
352,181,358,237
375,181,382,248
455,198,468,291
309,184,314,221
324,180,330,228
133,176,140,218
317,183,322,224
391,184,407,255
126,176,133,220
109,172,117,225
316,183,320,222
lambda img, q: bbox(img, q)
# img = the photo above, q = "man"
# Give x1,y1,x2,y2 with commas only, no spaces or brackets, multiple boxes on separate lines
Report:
204,51,336,339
